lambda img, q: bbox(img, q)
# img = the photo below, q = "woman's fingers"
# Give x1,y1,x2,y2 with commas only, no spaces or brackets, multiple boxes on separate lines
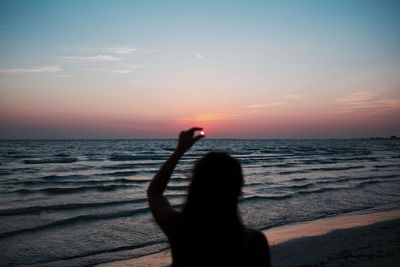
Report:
188,127,203,134
177,127,204,152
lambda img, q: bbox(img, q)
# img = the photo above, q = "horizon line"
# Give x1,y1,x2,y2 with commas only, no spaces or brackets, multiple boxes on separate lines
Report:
1,137,398,141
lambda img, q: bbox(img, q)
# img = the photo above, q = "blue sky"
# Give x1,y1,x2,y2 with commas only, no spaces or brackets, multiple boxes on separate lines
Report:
0,0,399,138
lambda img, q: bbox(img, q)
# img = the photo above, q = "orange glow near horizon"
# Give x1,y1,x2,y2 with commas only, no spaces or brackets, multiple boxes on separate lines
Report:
1,95,400,138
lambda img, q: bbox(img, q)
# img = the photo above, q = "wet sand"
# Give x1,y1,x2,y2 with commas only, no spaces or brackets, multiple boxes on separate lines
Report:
98,209,400,267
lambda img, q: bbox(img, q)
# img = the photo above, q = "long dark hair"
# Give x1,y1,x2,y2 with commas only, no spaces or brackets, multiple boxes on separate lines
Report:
178,152,247,264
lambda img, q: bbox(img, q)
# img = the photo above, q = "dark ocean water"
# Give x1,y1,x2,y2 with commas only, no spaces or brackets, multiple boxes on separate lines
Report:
0,139,400,266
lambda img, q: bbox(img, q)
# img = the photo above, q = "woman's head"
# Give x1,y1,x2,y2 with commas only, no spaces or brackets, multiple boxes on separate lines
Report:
180,152,246,259
184,152,243,216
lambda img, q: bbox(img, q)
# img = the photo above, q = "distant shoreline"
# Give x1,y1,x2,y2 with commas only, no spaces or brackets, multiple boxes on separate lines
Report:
1,137,399,141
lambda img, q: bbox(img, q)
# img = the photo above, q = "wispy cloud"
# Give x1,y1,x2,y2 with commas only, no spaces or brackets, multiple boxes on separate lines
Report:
87,67,140,74
282,94,302,99
57,74,72,78
112,69,132,74
336,91,400,113
195,53,204,59
62,55,121,63
64,46,159,55
0,66,62,74
336,91,375,107
243,102,282,109
107,47,139,54
106,47,160,54
176,113,237,122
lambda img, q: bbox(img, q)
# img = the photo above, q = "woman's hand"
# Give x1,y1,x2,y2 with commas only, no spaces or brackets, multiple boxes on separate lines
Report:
176,127,204,154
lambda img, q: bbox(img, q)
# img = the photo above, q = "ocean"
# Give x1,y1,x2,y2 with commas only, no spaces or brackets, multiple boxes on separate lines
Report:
0,139,399,266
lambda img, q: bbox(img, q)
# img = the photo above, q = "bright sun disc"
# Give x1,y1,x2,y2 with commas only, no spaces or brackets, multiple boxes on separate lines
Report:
200,131,205,135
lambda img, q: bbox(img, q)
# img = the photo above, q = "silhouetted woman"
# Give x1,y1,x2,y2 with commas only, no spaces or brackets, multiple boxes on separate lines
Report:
147,128,271,267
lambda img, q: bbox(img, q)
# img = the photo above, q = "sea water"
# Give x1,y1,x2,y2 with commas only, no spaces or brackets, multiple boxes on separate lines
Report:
0,139,399,266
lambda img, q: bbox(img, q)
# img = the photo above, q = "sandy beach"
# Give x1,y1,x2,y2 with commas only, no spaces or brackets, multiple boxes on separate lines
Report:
97,209,400,267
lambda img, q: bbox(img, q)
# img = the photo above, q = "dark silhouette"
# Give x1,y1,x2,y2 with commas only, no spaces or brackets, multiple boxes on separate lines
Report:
147,128,271,267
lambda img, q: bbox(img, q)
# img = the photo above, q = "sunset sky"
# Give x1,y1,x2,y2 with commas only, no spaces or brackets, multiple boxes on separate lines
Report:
1,0,399,139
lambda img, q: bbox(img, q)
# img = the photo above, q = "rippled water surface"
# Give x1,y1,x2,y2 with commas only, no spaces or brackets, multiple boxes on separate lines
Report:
1,139,400,266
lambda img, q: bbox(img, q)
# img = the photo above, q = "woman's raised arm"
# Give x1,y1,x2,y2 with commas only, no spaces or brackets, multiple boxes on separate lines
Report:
147,127,204,231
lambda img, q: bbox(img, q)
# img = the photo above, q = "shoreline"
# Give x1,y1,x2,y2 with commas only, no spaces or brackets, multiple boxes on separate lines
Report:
97,209,400,267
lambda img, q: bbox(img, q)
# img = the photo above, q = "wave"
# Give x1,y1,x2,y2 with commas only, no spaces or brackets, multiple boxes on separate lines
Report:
53,153,70,157
288,177,308,182
243,176,400,204
10,177,150,187
241,194,293,202
117,178,150,183
278,170,309,175
9,184,136,195
357,180,381,187
1,167,38,174
300,159,337,165
23,158,78,164
39,172,145,182
256,173,400,193
239,158,271,164
163,147,176,151
242,176,400,204
278,165,364,175
167,185,188,191
41,174,85,181
286,174,400,192
0,198,149,216
373,164,400,169
109,155,136,161
329,156,379,162
263,163,297,168
314,174,400,186
109,154,166,161
6,154,35,159
101,170,138,177
0,193,187,217
309,165,365,171
56,239,167,262
297,186,350,195
286,183,314,189
0,208,148,239
101,163,137,170
0,203,183,240
0,170,12,176
245,181,274,187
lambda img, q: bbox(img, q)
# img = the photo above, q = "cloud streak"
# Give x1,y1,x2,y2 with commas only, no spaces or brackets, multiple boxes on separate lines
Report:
0,66,63,74
336,91,375,107
243,102,283,109
57,74,72,78
87,67,140,74
106,47,139,54
62,55,121,63
176,113,237,123
282,94,302,99
336,91,400,113
64,46,159,55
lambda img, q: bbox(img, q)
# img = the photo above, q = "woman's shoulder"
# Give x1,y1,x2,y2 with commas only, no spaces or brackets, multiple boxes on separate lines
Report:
246,228,268,246
245,228,271,266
